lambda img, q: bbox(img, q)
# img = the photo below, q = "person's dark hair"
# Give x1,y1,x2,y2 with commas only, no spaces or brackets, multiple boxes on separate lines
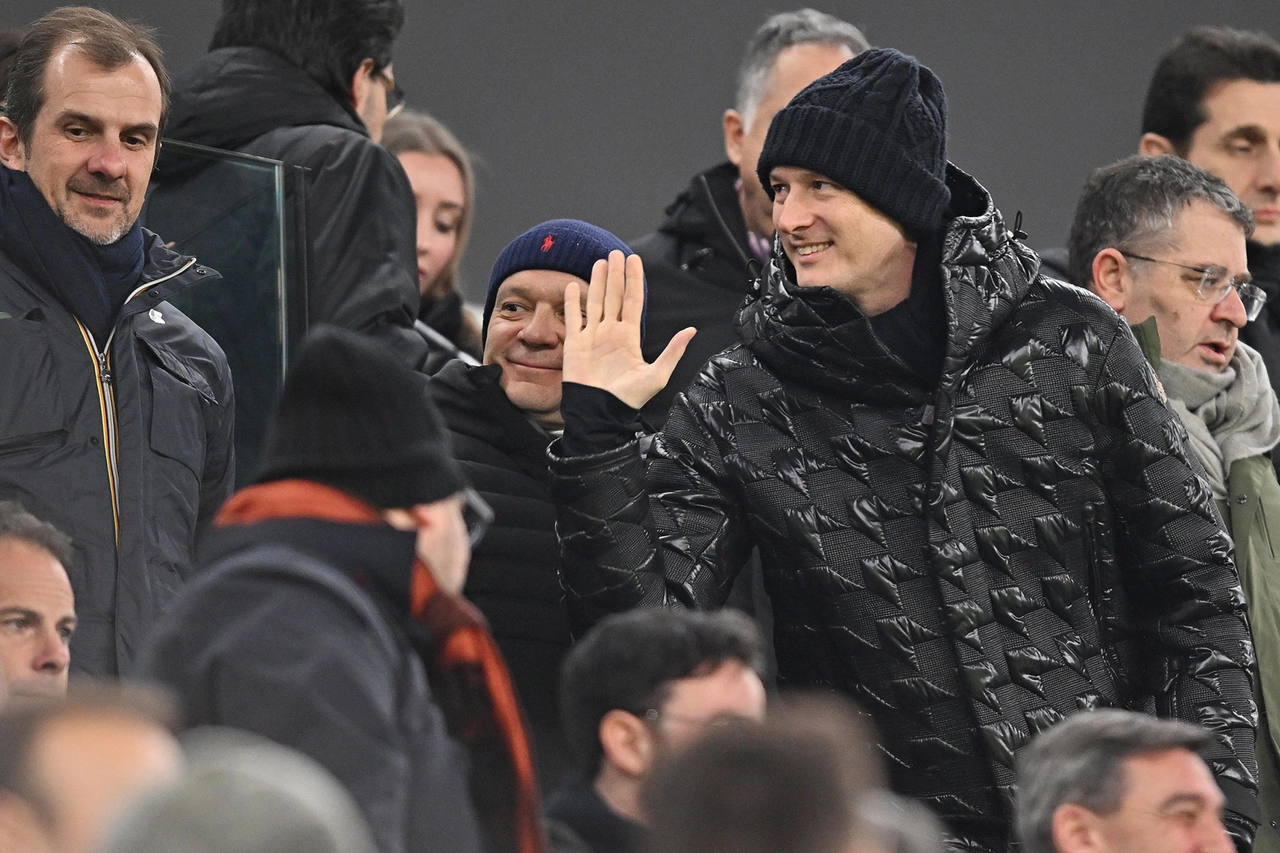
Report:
0,501,73,567
1013,710,1215,853
1142,26,1280,153
560,609,765,776
210,0,404,108
0,30,24,110
5,7,169,149
1066,154,1253,289
0,682,177,830
642,695,882,853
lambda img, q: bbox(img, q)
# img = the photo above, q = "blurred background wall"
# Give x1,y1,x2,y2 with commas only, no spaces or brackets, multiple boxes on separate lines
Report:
5,1,1278,301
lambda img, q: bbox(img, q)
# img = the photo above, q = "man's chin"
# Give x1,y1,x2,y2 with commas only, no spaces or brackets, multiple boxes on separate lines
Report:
62,208,133,246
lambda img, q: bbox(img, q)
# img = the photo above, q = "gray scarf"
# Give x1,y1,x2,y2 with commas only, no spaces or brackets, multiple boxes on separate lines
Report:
1156,341,1280,500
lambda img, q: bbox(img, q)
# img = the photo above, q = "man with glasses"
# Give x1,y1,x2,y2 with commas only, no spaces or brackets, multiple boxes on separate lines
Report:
152,0,430,369
137,326,538,853
1070,153,1280,851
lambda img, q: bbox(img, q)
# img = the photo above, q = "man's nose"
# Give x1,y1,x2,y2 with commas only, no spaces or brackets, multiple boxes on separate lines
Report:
774,193,814,235
34,628,70,674
87,138,128,180
1212,285,1249,329
520,303,562,345
1257,146,1280,193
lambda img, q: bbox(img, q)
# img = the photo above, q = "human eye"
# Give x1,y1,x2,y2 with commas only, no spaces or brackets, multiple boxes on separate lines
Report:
498,301,527,315
434,217,458,236
123,132,152,149
1227,139,1256,156
1,616,31,633
58,623,75,642
64,124,89,139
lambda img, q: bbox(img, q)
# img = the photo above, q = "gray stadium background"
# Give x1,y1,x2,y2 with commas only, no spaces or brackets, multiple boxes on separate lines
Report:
5,1,1278,303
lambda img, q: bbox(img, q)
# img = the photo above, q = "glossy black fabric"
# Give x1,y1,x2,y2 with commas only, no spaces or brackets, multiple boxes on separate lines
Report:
430,360,573,787
137,518,483,853
550,164,1257,852
633,163,757,428
0,234,235,676
156,47,428,369
1241,241,1280,397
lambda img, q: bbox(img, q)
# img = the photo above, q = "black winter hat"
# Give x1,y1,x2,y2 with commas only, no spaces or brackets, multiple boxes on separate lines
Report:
756,48,950,236
255,326,468,509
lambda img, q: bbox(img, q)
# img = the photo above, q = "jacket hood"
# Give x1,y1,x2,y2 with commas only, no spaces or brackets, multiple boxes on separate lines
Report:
737,163,1039,401
166,47,367,151
655,162,754,275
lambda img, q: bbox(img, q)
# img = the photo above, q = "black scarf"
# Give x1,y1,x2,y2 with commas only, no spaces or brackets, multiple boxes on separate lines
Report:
0,164,145,346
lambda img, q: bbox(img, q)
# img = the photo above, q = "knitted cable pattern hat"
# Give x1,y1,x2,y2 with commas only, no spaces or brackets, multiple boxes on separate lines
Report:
756,48,950,236
255,326,468,509
483,219,637,342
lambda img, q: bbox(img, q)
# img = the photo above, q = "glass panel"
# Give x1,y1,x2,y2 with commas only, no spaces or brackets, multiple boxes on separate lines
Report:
142,140,306,487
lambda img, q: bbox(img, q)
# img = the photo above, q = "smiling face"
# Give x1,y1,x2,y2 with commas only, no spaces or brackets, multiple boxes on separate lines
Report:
0,537,75,703
482,269,587,429
398,150,466,300
769,165,918,315
0,43,162,245
1118,201,1250,372
1181,79,1280,246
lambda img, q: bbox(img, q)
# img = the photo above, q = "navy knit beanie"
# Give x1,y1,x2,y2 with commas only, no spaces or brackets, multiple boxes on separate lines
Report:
483,219,638,342
756,48,950,237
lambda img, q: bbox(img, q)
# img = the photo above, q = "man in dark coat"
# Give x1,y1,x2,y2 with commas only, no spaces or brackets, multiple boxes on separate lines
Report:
432,219,636,789
634,10,867,427
139,326,547,853
550,50,1259,852
0,9,234,677
151,0,427,370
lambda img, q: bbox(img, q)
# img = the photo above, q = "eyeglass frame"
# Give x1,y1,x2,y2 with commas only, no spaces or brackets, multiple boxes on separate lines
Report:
373,69,406,119
460,487,493,547
1118,250,1267,322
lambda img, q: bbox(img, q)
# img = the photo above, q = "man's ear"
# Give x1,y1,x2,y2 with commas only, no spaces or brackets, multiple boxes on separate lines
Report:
723,109,745,166
1139,133,1177,157
1051,802,1105,853
349,57,376,112
0,117,27,170
599,709,655,779
1091,248,1131,314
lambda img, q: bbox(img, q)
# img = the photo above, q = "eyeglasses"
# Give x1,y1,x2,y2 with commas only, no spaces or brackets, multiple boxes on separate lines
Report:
461,488,493,547
1120,251,1268,322
643,708,743,731
374,70,406,119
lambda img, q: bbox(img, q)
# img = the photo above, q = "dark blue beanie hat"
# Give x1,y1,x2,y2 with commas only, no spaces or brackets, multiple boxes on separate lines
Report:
483,219,639,342
756,48,950,237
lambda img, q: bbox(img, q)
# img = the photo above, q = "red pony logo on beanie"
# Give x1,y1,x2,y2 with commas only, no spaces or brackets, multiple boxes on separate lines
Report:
541,234,555,252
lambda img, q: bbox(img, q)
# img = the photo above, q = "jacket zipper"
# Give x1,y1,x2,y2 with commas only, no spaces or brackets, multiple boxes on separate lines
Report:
75,258,197,548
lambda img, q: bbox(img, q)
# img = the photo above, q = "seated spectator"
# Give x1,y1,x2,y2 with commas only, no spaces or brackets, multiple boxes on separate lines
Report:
139,326,543,853
102,728,376,853
546,608,767,853
383,108,482,361
1014,709,1232,853
0,684,183,853
0,502,75,703
641,694,883,853
430,220,638,788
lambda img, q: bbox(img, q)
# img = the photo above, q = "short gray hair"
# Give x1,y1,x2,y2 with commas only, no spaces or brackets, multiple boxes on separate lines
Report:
1066,154,1253,289
0,501,72,566
1013,710,1214,853
735,9,869,127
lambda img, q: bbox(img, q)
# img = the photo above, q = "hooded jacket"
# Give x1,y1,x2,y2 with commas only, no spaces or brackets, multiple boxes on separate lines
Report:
549,165,1258,851
632,163,759,428
0,231,234,676
153,46,428,369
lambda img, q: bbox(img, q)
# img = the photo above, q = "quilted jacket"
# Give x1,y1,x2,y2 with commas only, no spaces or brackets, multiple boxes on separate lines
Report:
549,165,1258,851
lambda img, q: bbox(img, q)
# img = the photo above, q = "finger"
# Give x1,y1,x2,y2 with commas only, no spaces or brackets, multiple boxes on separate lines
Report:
621,252,645,329
585,258,608,327
602,250,627,323
650,327,697,387
563,279,584,340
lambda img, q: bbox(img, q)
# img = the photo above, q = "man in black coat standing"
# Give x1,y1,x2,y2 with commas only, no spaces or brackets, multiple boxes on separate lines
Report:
431,219,637,791
550,50,1259,852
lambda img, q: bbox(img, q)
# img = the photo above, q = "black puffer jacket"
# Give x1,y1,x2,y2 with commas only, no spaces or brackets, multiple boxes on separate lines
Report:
430,360,573,787
0,236,234,676
1241,241,1280,397
155,47,428,369
633,162,757,428
551,165,1257,851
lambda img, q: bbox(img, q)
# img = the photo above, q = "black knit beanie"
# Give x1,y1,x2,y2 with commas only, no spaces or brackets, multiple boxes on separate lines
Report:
756,48,950,236
255,326,468,509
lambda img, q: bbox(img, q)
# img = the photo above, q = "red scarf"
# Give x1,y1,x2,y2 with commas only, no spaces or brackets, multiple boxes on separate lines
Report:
217,480,546,853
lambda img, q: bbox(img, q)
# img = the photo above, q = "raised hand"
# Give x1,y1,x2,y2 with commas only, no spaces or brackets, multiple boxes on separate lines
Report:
563,250,696,409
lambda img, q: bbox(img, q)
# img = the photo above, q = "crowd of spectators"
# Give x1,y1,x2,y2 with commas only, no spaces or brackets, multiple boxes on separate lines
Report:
3,2,1280,853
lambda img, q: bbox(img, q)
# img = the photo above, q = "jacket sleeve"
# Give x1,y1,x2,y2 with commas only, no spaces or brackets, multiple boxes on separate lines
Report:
549,391,754,636
298,133,429,369
197,338,235,530
1086,317,1258,831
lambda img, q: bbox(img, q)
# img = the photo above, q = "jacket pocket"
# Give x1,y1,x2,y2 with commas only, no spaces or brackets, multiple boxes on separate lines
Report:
144,349,207,480
0,317,68,449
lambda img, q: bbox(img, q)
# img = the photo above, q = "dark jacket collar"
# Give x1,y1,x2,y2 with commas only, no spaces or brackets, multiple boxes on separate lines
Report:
735,163,1038,403
654,162,755,283
431,361,552,478
166,46,367,152
545,776,646,853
